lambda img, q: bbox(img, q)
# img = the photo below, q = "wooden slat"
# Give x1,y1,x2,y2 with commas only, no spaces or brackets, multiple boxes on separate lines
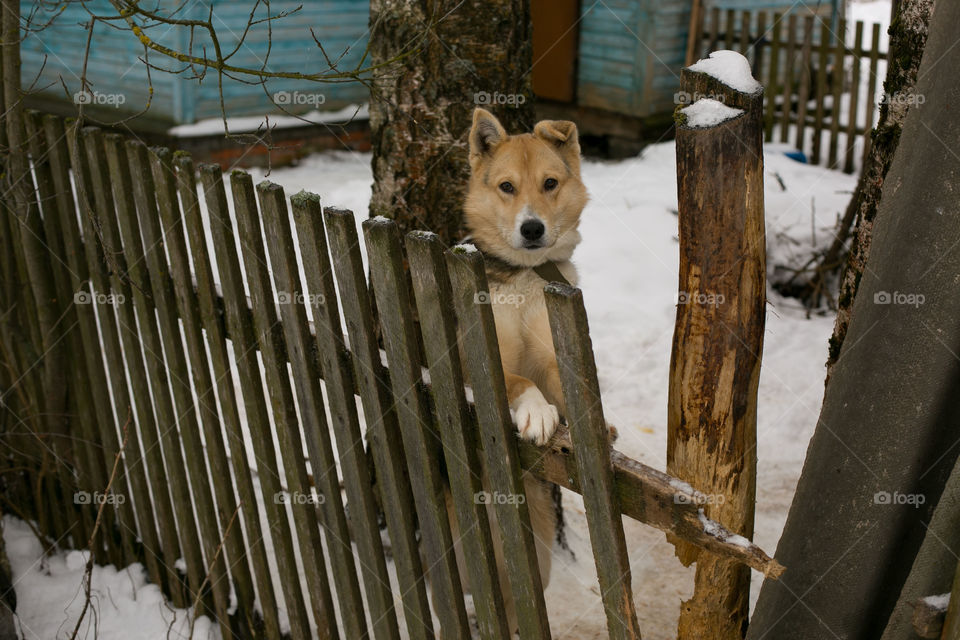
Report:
724,9,735,50
754,11,767,77
812,20,831,164
79,127,168,593
708,7,721,53
151,147,257,638
229,171,340,640
290,192,401,640
844,21,865,173
126,140,233,637
764,14,783,142
200,164,313,640
545,284,641,639
323,208,435,640
862,23,882,162
256,181,368,640
684,0,704,67
739,10,751,56
24,110,89,547
779,14,798,144
794,16,815,151
39,116,113,564
175,154,282,640
406,231,510,640
363,219,470,640
100,133,186,605
828,19,847,169
445,248,552,640
65,123,141,568
113,139,206,612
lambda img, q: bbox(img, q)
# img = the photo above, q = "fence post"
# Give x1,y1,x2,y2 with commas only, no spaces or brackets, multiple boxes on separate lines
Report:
668,53,766,640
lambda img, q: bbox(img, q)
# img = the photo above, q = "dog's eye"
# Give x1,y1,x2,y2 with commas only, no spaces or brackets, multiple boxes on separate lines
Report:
543,178,558,191
499,181,514,194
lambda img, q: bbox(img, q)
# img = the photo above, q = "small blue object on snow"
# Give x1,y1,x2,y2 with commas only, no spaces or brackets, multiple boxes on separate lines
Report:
783,150,808,164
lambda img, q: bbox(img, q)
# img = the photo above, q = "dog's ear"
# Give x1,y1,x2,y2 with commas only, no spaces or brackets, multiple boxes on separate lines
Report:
470,108,507,159
534,120,581,171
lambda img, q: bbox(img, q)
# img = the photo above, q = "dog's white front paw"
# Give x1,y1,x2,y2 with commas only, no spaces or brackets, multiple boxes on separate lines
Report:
511,387,559,445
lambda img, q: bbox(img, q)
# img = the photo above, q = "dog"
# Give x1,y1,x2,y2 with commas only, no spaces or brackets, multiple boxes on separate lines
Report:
446,107,588,633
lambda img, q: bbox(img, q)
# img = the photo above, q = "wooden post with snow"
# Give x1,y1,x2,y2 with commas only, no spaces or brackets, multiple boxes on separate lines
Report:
667,51,766,640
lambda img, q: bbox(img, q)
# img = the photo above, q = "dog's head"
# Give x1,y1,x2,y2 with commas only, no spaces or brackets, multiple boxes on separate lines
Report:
464,108,588,267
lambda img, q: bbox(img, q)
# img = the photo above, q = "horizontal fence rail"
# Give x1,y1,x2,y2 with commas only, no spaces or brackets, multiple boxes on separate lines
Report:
0,115,783,639
688,6,887,173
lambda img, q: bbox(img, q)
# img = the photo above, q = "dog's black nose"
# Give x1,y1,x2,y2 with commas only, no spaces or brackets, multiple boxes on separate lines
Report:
520,219,545,241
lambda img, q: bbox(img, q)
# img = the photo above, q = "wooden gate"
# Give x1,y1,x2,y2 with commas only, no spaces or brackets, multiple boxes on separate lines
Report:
0,115,781,639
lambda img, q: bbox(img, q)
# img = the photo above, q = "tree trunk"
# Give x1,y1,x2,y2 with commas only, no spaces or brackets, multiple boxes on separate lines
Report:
367,0,535,244
669,61,765,640
746,2,960,636
825,0,934,382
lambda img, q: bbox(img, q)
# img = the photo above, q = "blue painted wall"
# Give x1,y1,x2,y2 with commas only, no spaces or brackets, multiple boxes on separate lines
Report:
20,0,370,125
20,0,837,125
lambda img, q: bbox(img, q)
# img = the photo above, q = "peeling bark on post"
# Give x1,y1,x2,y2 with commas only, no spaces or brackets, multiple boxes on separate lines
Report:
368,0,534,244
667,60,765,640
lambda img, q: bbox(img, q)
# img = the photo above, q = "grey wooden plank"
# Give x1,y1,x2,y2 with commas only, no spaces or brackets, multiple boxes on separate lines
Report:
65,122,142,568
101,132,187,605
175,154,282,640
24,110,89,548
323,208,435,640
445,248,552,640
290,191,401,640
199,163,313,640
126,140,233,636
544,284,641,640
79,126,170,594
229,170,340,640
150,147,256,638
406,231,511,640
363,219,470,640
256,181,369,640
39,115,114,565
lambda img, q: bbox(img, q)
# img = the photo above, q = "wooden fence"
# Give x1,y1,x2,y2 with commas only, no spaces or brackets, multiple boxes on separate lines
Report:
0,114,782,639
687,6,888,173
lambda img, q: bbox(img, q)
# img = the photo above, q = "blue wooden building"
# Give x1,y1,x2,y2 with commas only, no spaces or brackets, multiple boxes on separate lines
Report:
20,0,839,128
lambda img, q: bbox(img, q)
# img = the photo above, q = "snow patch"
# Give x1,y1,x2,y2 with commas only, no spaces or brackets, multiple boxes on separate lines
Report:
689,50,761,93
455,243,478,253
921,593,952,611
680,98,744,128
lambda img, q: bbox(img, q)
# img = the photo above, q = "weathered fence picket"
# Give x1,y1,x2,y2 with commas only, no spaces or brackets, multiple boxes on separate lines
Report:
230,171,340,639
201,164,314,640
324,209,435,640
406,231,511,640
128,140,234,635
364,219,472,640
1,114,788,640
545,285,642,640
291,193,402,640
100,133,186,606
447,250,553,640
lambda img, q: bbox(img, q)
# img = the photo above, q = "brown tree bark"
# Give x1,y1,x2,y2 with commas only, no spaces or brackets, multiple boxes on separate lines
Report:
825,0,934,382
367,0,535,245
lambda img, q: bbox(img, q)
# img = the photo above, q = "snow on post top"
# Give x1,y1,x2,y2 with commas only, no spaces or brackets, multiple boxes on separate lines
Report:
688,50,761,94
679,98,744,128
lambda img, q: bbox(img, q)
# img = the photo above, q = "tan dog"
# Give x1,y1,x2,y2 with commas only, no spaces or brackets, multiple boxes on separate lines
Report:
448,107,588,633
